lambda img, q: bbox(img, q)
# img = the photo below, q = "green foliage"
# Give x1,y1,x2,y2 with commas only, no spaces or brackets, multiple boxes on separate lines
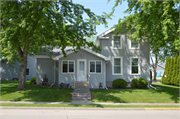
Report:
131,78,148,89
162,56,179,86
175,55,179,86
29,77,36,85
112,78,127,89
111,0,179,61
1,1,108,63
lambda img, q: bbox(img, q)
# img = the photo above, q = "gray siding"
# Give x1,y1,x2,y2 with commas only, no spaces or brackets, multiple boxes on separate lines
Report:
99,32,150,87
59,49,105,88
0,54,36,80
0,61,20,80
36,58,55,83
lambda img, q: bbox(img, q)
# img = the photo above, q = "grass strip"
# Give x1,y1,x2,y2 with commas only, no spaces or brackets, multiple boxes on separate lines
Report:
0,103,180,108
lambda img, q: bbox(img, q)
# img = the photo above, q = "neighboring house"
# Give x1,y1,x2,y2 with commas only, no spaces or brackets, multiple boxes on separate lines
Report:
0,54,36,80
34,28,150,88
150,64,165,77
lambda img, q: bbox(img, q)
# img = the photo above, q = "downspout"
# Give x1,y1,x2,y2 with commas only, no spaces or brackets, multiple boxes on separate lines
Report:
104,61,108,90
51,61,56,87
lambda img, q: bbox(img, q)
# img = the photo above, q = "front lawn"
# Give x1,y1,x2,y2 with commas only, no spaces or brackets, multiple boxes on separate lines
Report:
1,81,73,102
91,83,180,103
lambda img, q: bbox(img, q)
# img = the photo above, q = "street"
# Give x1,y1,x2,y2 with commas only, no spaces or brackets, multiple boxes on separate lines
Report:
1,107,180,119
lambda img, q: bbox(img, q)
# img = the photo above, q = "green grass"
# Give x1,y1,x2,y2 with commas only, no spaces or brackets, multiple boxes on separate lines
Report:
1,81,73,102
91,83,180,103
1,103,179,108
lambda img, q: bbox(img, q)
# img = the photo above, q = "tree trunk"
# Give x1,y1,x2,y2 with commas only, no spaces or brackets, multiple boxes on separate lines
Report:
14,40,29,91
153,54,158,81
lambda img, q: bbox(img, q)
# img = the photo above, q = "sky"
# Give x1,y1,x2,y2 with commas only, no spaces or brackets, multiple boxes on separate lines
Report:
73,0,130,36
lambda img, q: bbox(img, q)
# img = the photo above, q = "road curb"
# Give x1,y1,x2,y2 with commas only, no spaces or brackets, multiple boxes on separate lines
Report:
145,108,180,110
1,106,146,110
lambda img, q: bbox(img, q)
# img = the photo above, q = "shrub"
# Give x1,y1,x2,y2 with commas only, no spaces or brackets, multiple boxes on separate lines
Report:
131,78,148,89
30,77,36,84
112,78,127,89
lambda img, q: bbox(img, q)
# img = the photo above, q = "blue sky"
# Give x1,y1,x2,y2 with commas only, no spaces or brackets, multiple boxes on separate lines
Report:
73,0,130,36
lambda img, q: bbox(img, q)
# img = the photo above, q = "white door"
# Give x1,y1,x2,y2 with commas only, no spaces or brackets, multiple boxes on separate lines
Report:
77,59,87,81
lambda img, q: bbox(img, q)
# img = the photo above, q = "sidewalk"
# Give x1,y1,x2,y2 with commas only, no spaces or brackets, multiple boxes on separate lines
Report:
0,101,180,105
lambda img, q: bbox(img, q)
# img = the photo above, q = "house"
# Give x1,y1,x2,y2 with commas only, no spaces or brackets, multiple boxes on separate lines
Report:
34,28,150,88
0,54,36,80
150,64,165,77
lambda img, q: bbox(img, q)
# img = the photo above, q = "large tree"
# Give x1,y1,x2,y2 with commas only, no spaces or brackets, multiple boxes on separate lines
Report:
109,0,179,80
1,1,107,90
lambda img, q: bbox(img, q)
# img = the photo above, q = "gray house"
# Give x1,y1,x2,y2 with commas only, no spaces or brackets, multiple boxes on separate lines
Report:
35,28,150,89
0,54,36,80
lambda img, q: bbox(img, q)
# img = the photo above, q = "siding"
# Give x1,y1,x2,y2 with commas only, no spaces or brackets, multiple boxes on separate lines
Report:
59,49,105,88
1,54,36,80
36,58,54,83
100,32,150,86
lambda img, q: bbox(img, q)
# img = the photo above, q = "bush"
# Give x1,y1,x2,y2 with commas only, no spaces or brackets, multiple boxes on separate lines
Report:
112,78,127,89
30,77,36,84
131,78,148,89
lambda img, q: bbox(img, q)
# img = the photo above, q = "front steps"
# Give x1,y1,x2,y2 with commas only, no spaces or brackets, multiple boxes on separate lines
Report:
74,81,89,88
72,81,91,104
72,90,91,104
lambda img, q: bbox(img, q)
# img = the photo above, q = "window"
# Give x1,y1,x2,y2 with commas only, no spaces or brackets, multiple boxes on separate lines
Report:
131,58,140,75
62,60,74,73
26,68,29,75
112,35,122,49
89,61,101,73
130,40,140,49
113,57,123,75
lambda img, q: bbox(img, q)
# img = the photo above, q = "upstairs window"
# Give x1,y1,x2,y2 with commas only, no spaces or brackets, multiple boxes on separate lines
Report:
130,40,140,49
112,35,122,49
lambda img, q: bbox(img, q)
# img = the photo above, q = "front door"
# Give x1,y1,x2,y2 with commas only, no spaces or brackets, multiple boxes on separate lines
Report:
77,59,87,81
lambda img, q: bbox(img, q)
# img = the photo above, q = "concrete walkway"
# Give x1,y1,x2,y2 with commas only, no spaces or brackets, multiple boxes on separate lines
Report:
0,101,180,105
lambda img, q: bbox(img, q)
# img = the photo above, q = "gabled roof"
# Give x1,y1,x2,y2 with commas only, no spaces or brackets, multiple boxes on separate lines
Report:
35,46,110,61
52,47,110,61
97,28,115,39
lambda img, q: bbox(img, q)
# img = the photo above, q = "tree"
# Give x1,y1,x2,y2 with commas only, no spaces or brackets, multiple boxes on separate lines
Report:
110,0,179,60
175,55,179,86
1,1,108,90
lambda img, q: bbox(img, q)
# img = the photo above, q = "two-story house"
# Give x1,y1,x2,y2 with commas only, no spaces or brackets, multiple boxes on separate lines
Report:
35,28,150,88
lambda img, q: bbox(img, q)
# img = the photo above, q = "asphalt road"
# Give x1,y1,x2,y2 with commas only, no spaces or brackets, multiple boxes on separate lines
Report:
1,108,180,119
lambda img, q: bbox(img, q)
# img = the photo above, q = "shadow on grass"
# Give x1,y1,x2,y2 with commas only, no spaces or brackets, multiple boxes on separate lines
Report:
90,89,134,103
151,83,180,103
90,83,180,103
1,81,73,102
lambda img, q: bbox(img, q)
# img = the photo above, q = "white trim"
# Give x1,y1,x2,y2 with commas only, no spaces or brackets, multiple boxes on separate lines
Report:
34,55,53,58
112,34,122,49
61,60,75,74
130,57,141,75
26,67,30,76
77,59,87,81
53,50,74,60
129,39,140,49
98,28,115,37
89,60,102,74
112,57,123,75
53,47,110,61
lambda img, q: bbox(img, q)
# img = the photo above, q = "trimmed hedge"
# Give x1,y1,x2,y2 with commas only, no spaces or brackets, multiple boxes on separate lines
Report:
131,78,148,89
112,78,127,89
30,77,36,84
